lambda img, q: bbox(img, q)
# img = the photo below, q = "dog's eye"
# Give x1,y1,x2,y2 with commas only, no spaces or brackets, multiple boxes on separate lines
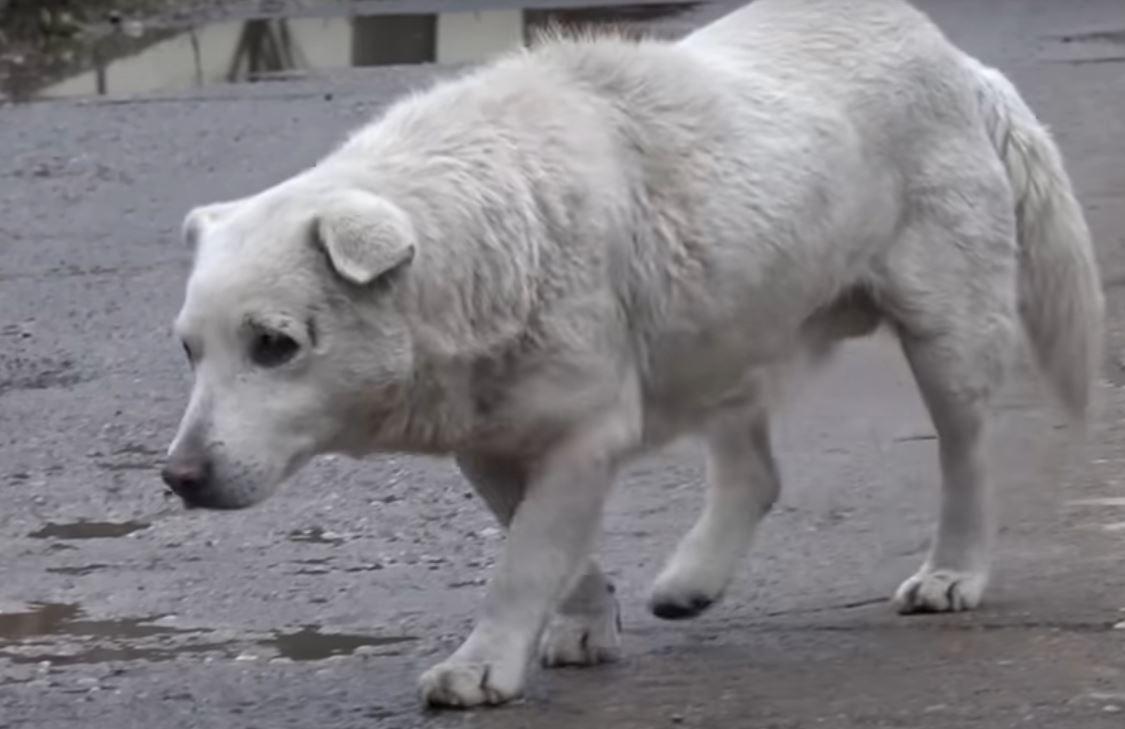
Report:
250,331,300,368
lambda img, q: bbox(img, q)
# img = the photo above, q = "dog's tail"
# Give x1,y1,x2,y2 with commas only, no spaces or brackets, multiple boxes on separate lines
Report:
970,59,1104,419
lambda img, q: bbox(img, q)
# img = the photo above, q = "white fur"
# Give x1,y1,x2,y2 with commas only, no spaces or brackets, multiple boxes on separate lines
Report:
167,0,1104,708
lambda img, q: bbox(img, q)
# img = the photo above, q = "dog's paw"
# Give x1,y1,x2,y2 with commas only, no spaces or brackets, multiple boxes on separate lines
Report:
418,659,523,708
648,569,724,620
893,568,987,614
540,602,622,667
648,590,716,620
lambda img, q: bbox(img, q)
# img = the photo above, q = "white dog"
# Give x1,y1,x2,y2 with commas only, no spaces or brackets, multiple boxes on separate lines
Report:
163,0,1104,708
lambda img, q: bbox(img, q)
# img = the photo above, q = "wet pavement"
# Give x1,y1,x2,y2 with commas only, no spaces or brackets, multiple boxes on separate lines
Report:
1,1,1125,727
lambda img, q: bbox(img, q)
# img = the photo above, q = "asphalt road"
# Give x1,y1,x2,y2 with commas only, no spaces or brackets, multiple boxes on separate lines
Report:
2,1,1124,727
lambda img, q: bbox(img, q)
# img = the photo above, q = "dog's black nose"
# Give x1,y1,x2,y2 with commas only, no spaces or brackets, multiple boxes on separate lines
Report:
161,458,210,498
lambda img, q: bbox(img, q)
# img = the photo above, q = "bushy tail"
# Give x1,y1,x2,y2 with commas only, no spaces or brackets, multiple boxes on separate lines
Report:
970,59,1104,419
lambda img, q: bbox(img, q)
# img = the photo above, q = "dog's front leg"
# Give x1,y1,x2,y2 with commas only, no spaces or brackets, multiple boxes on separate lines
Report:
418,412,632,708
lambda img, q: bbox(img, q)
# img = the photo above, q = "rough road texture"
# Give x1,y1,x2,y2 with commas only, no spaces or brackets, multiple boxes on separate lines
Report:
1,1,1124,727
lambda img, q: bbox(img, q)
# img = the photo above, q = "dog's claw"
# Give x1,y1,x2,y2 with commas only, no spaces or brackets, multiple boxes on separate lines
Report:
894,568,986,614
419,661,521,708
540,603,622,667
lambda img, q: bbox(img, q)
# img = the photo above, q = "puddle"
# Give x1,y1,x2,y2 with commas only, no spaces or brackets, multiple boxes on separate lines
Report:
0,603,415,666
2,2,700,102
3,639,230,666
28,520,149,539
263,626,415,661
0,603,187,642
0,602,215,665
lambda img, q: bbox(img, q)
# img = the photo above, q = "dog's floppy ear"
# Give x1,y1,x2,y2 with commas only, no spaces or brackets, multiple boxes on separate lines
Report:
315,190,416,285
181,199,244,250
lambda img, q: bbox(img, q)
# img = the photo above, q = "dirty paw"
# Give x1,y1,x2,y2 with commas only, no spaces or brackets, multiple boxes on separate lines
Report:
540,603,622,667
893,568,986,614
418,660,523,708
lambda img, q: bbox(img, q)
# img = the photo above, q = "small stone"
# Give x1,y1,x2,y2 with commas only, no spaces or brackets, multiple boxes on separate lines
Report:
1105,705,1122,714
671,714,684,724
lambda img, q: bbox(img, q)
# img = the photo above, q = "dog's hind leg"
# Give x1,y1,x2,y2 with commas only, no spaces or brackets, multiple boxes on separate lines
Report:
648,408,780,619
885,189,1020,614
893,325,1014,613
454,452,621,669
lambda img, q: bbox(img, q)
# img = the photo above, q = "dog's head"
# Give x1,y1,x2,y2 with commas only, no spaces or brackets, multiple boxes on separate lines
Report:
163,184,417,509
